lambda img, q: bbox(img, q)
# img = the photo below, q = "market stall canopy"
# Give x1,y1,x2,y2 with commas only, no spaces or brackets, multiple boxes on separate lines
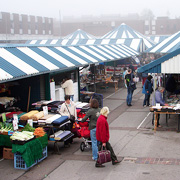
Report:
146,31,180,53
101,23,155,50
63,29,96,39
137,47,180,73
147,35,169,44
0,44,138,83
26,38,142,52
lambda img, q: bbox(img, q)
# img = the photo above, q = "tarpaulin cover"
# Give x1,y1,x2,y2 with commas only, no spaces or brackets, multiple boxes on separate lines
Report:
12,134,48,167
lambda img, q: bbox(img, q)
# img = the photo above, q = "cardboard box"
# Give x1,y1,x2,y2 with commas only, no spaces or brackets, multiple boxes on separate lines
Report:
3,148,14,160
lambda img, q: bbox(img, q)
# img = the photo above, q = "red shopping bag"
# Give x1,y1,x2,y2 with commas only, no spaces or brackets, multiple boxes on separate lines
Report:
97,148,111,164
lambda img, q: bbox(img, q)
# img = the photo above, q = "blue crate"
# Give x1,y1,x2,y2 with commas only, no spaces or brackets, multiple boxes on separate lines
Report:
38,146,48,163
14,152,37,170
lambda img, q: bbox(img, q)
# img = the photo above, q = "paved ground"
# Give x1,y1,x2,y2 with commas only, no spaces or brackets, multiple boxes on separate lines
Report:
1,82,180,180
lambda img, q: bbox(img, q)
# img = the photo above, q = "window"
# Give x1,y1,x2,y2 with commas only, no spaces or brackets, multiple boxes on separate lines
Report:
28,16,31,22
11,29,14,34
19,15,22,21
152,20,156,25
19,29,23,34
10,14,13,21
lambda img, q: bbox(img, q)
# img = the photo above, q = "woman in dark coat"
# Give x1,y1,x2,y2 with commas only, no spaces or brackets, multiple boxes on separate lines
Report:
142,75,153,107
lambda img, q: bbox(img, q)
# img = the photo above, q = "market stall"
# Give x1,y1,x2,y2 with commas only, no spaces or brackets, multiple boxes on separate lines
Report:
138,47,180,132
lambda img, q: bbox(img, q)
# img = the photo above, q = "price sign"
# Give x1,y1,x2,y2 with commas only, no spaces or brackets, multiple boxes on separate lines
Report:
13,114,18,122
13,120,18,131
43,106,48,116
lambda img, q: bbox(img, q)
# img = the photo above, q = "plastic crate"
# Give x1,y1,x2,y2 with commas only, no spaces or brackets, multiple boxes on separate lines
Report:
38,146,48,163
14,152,37,170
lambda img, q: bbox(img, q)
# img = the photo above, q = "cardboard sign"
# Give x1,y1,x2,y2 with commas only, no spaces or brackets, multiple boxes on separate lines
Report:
28,119,33,127
13,114,18,122
13,120,18,131
43,106,48,116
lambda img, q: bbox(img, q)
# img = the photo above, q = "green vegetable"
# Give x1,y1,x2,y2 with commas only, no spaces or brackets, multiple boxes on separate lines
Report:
22,123,35,132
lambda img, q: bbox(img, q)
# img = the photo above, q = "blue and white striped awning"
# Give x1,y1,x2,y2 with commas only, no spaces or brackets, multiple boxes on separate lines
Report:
137,47,180,73
101,23,155,50
0,44,138,82
147,35,169,44
63,29,96,39
146,31,180,53
26,38,142,52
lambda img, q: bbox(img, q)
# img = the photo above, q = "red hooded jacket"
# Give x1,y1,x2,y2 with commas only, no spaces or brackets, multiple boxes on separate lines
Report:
96,115,109,143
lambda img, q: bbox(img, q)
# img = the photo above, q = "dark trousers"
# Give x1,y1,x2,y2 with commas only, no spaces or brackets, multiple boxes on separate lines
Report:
98,141,117,163
152,114,160,126
143,94,150,106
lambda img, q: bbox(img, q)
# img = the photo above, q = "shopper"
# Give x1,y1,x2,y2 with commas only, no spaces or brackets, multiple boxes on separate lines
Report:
142,75,153,107
59,95,77,130
123,67,127,88
61,76,74,101
152,87,168,127
81,99,101,161
125,69,135,106
96,106,120,168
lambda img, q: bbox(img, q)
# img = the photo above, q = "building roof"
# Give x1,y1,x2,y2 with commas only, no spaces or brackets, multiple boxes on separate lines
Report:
0,44,138,83
137,47,180,73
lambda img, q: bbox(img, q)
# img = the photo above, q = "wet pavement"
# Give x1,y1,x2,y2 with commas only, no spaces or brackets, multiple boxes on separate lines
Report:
1,82,180,180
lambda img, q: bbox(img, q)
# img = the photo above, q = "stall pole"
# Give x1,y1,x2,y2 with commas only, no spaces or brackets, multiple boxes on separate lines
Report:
27,86,31,112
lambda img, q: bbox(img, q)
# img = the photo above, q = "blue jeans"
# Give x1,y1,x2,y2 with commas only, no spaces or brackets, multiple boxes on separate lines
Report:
126,87,133,105
90,128,98,161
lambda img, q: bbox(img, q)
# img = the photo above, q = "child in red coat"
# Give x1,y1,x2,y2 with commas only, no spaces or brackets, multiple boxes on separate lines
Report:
96,107,120,167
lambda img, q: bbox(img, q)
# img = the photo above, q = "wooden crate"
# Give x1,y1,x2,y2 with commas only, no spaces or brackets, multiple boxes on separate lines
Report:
3,148,14,160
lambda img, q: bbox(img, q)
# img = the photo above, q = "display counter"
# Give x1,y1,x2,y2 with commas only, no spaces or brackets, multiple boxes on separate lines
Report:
150,107,180,132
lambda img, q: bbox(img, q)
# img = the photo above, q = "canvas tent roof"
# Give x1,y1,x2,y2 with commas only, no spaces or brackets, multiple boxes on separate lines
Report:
147,35,169,44
146,31,180,53
0,44,138,83
26,38,143,52
101,23,155,49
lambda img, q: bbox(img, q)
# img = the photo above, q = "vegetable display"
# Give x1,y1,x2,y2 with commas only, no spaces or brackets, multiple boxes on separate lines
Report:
10,131,34,141
22,123,35,132
0,122,13,132
33,127,46,137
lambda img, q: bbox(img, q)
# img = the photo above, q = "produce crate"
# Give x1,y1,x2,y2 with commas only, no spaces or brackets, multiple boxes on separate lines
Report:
38,146,48,163
14,152,37,170
3,148,14,160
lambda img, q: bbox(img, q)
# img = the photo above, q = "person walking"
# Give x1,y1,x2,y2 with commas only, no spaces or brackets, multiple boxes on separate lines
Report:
142,75,153,107
125,69,135,106
61,76,74,101
96,106,120,167
81,99,100,161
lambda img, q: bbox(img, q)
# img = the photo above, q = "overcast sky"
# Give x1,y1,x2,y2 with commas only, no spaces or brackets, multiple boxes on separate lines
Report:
0,0,179,19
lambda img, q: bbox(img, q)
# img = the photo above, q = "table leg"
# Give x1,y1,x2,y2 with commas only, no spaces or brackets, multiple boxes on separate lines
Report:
178,115,180,133
154,113,158,132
